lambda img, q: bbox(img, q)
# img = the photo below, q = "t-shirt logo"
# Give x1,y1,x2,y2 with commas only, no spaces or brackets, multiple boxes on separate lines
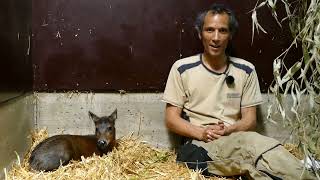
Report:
227,93,240,99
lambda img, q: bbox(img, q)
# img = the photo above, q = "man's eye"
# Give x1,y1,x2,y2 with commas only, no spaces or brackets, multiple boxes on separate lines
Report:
204,28,214,33
220,29,228,33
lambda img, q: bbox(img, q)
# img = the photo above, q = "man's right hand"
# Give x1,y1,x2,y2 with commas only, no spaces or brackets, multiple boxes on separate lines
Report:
165,104,228,143
201,122,226,142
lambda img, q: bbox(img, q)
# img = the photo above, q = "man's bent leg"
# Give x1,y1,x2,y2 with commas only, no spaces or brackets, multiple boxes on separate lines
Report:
256,145,316,180
192,132,281,179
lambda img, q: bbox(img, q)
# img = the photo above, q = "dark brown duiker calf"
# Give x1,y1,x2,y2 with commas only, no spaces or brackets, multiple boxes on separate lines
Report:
29,109,117,171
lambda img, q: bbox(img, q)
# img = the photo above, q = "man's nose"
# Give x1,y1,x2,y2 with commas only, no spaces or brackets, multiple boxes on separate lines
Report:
212,30,220,41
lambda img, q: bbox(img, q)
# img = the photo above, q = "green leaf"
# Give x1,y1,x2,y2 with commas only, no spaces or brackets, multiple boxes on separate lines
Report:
280,61,302,85
302,43,311,65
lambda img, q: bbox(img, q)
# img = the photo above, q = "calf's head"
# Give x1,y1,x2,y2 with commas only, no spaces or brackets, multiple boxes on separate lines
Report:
89,109,117,151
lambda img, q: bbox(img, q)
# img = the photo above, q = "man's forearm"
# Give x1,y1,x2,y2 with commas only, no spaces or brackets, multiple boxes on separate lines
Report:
225,106,257,135
166,115,204,140
225,119,256,135
165,104,204,140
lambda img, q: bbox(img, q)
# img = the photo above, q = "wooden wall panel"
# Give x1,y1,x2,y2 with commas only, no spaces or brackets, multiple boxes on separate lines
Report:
32,0,299,92
0,0,32,94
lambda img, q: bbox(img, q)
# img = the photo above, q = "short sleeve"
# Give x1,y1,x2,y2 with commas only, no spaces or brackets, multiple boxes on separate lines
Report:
241,70,263,107
162,63,187,108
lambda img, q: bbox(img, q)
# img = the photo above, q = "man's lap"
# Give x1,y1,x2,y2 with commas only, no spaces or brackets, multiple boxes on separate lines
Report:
191,131,281,177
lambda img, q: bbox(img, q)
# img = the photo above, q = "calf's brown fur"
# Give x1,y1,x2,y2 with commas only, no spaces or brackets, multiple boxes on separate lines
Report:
29,110,117,171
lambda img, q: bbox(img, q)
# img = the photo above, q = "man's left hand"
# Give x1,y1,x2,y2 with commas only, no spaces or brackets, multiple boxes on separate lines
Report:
205,121,227,141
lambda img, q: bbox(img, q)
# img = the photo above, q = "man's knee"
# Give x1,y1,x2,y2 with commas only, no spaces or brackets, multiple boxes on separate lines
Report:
176,143,213,176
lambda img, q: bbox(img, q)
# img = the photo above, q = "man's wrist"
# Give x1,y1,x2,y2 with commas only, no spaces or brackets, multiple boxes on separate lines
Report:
225,125,236,135
194,126,205,141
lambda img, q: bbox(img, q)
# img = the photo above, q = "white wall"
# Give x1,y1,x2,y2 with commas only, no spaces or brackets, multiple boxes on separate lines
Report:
0,94,34,179
0,92,297,178
34,92,292,149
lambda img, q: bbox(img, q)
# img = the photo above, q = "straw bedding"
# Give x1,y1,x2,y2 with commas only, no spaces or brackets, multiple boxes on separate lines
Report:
5,129,233,180
5,129,301,180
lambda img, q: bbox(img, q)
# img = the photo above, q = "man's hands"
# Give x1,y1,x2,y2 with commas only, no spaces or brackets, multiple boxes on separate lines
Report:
200,121,227,143
199,106,258,143
165,104,257,143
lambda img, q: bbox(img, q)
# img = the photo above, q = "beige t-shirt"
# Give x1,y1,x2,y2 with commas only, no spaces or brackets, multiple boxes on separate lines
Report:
162,54,263,126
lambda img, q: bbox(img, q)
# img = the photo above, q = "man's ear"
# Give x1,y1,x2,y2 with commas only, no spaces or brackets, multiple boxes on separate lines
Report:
229,34,233,41
198,32,202,40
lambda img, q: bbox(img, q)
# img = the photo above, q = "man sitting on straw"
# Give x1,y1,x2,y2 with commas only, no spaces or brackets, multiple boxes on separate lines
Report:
162,3,316,180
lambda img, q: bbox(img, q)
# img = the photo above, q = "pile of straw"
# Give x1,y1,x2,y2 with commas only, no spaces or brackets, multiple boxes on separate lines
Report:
284,143,304,160
5,129,233,180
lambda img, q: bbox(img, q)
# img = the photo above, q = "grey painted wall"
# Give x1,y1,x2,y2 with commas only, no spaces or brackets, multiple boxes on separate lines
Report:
34,92,169,148
0,94,34,179
34,92,292,149
0,92,295,179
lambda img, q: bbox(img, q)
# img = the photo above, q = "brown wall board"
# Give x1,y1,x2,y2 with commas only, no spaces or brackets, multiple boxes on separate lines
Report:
32,0,300,92
0,0,33,94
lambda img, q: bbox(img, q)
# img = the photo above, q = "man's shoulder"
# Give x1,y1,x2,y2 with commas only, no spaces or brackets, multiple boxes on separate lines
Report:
174,54,201,66
229,56,256,74
173,54,202,74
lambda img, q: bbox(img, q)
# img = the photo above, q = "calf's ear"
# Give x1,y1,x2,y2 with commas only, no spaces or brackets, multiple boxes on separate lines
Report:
89,111,100,123
109,109,117,121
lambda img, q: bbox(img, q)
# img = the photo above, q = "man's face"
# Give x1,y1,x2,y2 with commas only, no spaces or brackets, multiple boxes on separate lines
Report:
199,12,231,59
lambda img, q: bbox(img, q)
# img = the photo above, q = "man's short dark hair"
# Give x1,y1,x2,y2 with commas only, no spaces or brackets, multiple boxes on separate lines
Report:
195,3,239,36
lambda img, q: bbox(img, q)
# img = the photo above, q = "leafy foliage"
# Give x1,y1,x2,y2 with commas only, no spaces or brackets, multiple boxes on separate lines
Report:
251,0,320,177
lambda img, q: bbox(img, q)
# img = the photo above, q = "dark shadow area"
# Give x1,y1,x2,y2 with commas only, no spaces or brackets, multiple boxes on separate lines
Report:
256,105,266,134
0,0,33,102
